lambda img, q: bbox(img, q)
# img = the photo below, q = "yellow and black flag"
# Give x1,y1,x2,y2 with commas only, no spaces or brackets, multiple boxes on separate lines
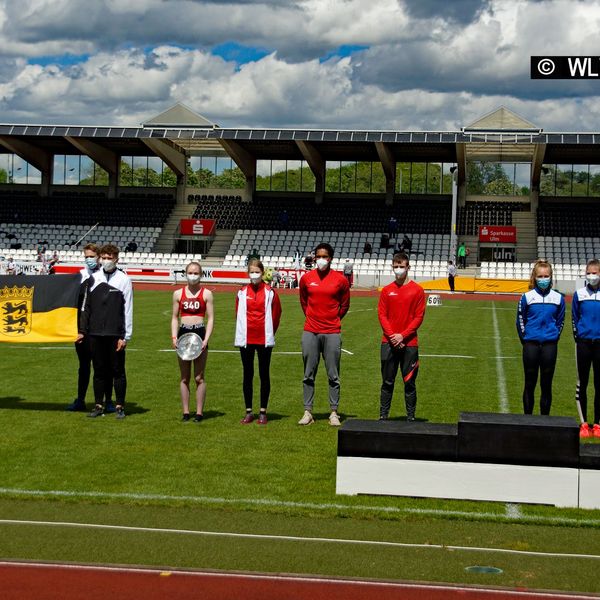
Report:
0,274,80,343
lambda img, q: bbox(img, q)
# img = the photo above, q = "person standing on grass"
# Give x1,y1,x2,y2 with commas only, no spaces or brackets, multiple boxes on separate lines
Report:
447,260,457,293
298,242,350,427
67,243,114,413
516,260,565,416
80,244,133,420
572,258,600,438
171,261,214,422
234,259,282,425
378,252,426,421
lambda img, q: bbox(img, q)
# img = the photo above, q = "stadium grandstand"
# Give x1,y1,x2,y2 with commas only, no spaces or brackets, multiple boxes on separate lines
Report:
1,103,599,291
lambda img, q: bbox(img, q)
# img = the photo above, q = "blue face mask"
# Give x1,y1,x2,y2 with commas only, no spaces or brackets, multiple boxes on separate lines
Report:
536,277,551,290
85,257,98,269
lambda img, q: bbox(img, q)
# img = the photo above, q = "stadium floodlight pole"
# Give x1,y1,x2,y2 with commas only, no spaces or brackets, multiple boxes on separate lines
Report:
449,167,458,263
71,222,100,249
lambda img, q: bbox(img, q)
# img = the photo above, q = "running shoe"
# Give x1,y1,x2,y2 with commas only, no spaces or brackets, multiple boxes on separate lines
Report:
193,414,203,422
182,413,190,422
580,423,591,438
240,413,254,424
593,424,600,438
257,413,268,425
298,410,314,426
116,407,125,420
88,405,104,418
328,412,341,427
66,399,87,412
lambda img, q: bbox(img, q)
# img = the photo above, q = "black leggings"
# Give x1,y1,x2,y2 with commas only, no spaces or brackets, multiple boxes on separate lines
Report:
76,336,112,403
239,345,273,411
90,336,127,406
522,341,557,415
576,340,600,424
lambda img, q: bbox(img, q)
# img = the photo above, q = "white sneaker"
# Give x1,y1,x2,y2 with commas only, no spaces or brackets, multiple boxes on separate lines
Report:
329,412,341,427
298,410,314,426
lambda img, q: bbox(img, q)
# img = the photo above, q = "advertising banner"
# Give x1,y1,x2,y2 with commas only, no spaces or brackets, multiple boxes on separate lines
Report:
478,225,517,243
180,219,216,236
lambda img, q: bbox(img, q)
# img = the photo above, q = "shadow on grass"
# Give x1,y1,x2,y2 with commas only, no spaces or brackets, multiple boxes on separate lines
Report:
0,397,150,416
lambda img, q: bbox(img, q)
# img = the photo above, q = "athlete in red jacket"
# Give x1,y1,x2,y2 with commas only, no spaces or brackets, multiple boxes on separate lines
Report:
378,252,425,421
235,259,282,425
298,242,350,426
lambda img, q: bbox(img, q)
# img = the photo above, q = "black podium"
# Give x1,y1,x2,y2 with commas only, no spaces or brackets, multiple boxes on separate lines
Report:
337,413,600,508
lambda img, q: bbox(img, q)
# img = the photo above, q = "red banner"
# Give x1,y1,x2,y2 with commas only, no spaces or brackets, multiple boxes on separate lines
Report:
180,219,216,236
478,225,517,243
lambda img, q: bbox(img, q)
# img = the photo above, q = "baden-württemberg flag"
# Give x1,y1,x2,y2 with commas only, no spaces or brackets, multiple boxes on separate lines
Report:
0,274,80,343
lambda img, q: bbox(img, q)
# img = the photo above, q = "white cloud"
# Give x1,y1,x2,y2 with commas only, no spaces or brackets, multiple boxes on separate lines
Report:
0,0,600,130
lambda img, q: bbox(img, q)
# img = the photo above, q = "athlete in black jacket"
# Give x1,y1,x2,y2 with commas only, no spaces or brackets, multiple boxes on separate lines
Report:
79,244,133,419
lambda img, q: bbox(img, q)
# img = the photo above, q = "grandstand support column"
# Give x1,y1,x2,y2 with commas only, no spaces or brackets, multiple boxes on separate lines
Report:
0,136,52,196
375,142,396,206
530,142,546,212
65,137,119,199
141,138,187,203
455,142,467,207
218,139,256,201
295,140,325,204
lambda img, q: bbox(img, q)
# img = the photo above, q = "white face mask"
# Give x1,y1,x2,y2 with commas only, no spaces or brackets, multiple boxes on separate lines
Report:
102,259,117,273
586,273,600,287
393,267,407,278
186,273,201,285
249,272,262,283
316,258,329,271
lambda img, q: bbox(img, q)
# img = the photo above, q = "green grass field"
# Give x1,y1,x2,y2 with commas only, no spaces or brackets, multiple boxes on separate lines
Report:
1,288,600,593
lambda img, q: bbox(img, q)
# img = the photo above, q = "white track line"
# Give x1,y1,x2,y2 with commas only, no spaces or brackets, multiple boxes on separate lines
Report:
341,348,354,355
492,303,522,519
0,487,598,527
421,354,475,359
492,303,509,414
2,519,600,561
1,562,594,599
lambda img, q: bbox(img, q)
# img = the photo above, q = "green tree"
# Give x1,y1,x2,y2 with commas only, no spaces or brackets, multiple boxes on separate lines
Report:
0,168,8,184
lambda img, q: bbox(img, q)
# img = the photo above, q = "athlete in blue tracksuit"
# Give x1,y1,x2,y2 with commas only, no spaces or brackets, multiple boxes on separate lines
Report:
516,261,565,415
572,258,600,437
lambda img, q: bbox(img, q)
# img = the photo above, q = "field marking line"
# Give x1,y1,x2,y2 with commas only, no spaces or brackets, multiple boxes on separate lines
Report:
341,348,354,355
477,307,516,311
157,349,303,355
1,487,599,528
421,354,475,359
347,308,374,313
492,303,523,520
492,302,509,414
1,562,594,599
2,519,600,561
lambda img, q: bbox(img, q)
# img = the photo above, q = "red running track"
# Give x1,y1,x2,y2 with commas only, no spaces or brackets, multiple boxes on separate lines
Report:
0,563,595,600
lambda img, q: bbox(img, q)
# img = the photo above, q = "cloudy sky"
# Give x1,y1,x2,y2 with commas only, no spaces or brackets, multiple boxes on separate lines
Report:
1,0,599,131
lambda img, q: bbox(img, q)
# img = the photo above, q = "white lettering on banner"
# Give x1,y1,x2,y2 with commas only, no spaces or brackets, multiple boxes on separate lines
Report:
192,222,204,235
203,269,213,278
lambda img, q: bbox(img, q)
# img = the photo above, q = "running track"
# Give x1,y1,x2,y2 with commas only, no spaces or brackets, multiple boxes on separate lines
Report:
134,282,539,303
1,563,596,600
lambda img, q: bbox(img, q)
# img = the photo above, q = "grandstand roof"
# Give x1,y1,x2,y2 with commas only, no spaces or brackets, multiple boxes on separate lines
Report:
143,103,214,128
1,108,600,165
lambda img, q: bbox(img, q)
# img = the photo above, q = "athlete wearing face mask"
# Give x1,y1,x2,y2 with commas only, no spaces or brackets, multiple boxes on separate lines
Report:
516,260,565,416
234,259,282,425
79,244,133,420
67,243,107,412
378,253,425,421
572,258,600,438
298,242,350,427
171,261,214,422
